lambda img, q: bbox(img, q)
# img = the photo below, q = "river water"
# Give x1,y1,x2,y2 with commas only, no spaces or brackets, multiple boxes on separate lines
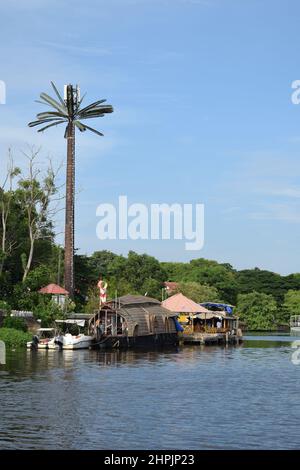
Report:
0,335,300,450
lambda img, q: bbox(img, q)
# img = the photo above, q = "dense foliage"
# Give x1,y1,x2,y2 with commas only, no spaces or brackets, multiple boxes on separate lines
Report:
1,151,300,330
0,328,32,348
2,316,28,332
235,292,278,331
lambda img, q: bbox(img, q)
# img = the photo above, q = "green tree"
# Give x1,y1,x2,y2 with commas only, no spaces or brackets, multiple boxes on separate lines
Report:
89,250,119,278
121,251,166,294
281,290,300,323
236,268,286,303
0,149,21,275
163,258,238,304
175,282,220,303
236,292,278,331
32,298,65,327
16,148,58,281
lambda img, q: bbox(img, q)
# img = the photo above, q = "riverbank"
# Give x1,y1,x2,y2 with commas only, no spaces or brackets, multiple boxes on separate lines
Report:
0,328,31,349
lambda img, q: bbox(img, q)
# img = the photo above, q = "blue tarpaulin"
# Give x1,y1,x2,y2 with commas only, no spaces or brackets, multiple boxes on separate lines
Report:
200,303,233,314
174,318,184,332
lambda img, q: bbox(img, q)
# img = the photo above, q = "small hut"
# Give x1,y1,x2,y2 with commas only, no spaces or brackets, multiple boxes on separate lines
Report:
89,294,179,349
38,283,69,307
162,292,209,332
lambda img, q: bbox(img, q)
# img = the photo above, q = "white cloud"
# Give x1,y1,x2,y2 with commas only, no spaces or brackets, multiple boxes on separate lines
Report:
42,42,112,57
249,203,300,223
257,186,300,198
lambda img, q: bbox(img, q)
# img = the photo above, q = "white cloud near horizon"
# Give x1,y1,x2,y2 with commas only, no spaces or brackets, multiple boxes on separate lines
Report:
249,203,300,223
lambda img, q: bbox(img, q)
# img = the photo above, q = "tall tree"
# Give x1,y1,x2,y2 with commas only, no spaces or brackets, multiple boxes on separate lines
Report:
17,148,58,281
281,290,300,322
236,291,278,330
174,282,220,303
0,149,21,275
28,82,113,297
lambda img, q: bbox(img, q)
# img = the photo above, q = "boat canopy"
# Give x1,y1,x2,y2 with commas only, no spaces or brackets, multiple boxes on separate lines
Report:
55,319,86,327
37,328,56,332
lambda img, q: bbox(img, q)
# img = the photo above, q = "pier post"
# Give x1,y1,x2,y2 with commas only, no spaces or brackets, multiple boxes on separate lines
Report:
236,317,240,344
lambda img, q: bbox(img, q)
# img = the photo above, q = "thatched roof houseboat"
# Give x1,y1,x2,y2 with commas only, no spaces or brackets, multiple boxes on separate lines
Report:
89,295,179,349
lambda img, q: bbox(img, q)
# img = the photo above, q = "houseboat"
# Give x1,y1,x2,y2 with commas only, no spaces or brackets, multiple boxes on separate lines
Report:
162,294,242,345
89,294,179,349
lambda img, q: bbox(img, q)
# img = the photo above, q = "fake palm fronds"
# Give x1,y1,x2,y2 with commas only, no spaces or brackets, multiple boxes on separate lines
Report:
28,82,113,137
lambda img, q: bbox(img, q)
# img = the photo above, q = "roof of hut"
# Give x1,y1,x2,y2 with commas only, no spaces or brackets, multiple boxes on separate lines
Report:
38,283,69,295
100,294,177,336
162,292,209,314
113,294,161,307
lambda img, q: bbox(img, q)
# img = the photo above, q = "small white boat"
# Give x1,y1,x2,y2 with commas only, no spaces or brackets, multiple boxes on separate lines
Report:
27,328,59,350
57,332,93,350
55,319,92,350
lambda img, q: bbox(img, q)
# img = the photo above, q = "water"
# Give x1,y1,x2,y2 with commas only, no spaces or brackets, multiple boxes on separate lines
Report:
0,335,300,450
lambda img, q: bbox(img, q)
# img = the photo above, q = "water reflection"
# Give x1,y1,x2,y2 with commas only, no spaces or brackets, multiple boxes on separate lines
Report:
1,338,300,450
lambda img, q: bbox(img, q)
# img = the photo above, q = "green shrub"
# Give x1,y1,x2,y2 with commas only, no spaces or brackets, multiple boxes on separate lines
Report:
0,327,32,348
0,300,11,313
33,299,65,327
2,316,28,332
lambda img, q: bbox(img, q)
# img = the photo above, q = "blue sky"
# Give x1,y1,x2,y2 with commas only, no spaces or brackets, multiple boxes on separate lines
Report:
1,0,300,274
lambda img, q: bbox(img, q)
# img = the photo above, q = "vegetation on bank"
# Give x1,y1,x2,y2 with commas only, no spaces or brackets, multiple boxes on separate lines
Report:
0,328,32,348
1,149,300,331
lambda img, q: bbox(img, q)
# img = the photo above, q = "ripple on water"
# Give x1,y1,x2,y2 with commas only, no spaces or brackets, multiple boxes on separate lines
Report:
1,340,300,449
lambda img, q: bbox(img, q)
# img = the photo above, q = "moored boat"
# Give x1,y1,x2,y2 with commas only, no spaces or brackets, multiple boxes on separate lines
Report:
27,328,59,350
89,295,179,349
55,319,93,349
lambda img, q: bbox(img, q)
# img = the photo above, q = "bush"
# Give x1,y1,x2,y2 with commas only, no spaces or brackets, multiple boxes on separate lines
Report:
0,300,11,314
236,291,278,330
33,298,65,327
2,316,28,332
0,327,32,348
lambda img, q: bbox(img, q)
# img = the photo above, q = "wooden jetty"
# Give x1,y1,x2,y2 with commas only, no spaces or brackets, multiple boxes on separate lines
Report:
181,330,242,345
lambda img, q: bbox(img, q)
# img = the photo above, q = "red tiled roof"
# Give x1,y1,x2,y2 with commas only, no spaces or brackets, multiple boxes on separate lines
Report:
38,283,69,295
164,281,179,291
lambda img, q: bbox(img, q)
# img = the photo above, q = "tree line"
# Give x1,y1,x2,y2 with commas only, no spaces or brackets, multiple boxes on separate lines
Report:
1,151,300,330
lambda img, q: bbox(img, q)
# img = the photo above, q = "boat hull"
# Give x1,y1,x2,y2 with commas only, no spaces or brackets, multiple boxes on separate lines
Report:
27,339,59,350
291,327,300,336
92,333,178,350
62,339,92,350
57,334,93,350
